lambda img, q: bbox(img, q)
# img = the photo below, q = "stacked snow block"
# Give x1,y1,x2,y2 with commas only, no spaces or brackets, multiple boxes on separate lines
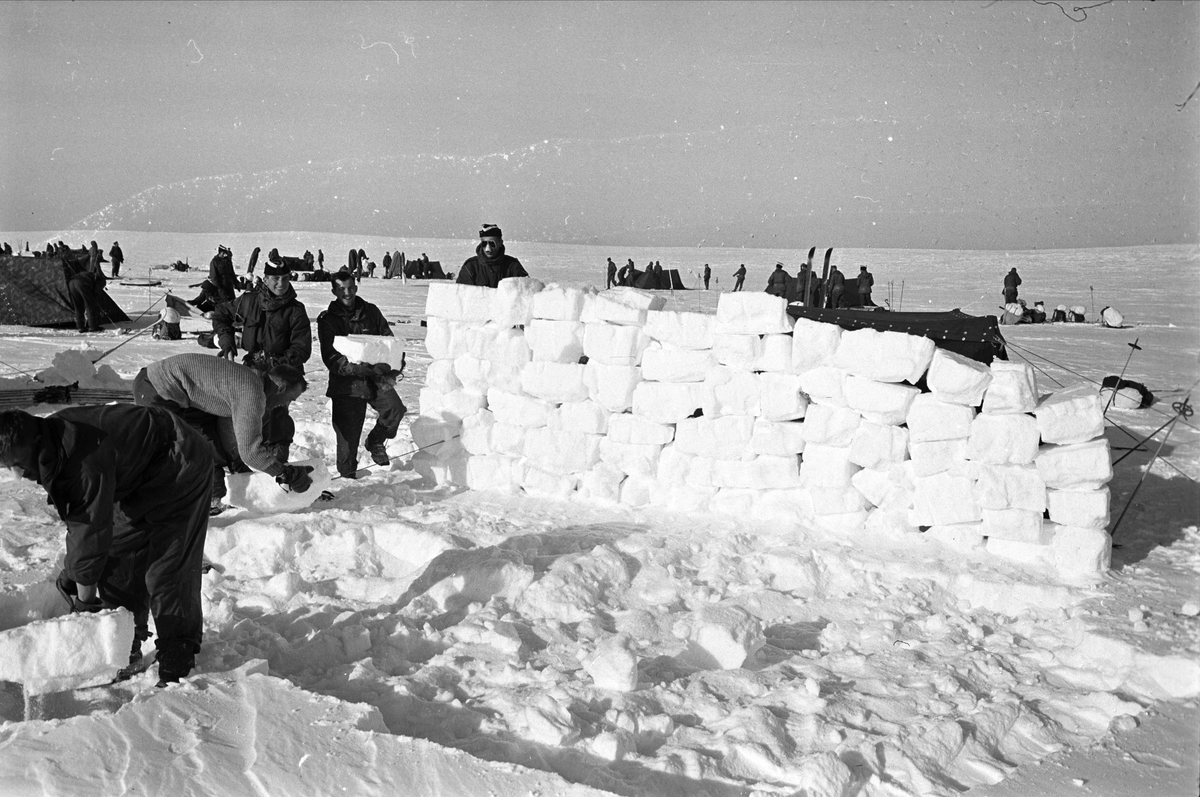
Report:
420,282,1113,581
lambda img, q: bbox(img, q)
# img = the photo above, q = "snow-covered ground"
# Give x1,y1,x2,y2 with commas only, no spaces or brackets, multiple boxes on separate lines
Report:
0,233,1197,796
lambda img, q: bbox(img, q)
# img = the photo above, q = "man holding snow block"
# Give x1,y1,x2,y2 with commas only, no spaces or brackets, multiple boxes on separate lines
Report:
0,404,213,686
456,224,529,287
317,269,407,479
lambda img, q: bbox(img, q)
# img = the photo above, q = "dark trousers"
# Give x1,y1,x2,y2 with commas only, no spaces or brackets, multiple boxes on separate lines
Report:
67,277,100,331
331,389,406,477
703,275,710,289
1004,288,1018,304
112,261,121,278
830,286,845,309
861,290,875,307
733,277,744,292
133,368,231,499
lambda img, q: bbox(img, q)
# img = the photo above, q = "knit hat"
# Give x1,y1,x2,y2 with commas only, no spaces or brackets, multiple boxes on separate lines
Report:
263,261,291,276
479,224,503,239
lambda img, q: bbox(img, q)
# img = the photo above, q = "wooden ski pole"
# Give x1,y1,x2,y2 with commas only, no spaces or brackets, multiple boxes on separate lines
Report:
1111,394,1193,538
1102,337,1142,417
899,280,905,312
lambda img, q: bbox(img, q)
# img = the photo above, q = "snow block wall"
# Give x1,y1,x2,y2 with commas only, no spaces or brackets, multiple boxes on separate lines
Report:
416,281,1113,581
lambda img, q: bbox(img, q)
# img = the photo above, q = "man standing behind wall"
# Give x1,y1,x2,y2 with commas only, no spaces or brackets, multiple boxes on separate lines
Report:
456,224,528,287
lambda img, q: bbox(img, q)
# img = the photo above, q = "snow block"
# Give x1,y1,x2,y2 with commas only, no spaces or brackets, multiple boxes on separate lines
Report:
333,335,407,371
459,410,495,455
756,334,795,373
967,413,1040,465
548,400,610,435
608,413,675,446
812,510,870,534
583,322,651,366
758,373,808,422
576,463,625,505
0,608,135,694
1035,384,1106,445
711,455,802,489
1047,487,1110,530
479,324,532,368
418,386,488,422
1035,439,1113,488
676,604,765,670
848,421,910,470
752,488,814,525
488,276,544,327
227,458,333,514
981,508,1049,544
714,292,794,335
519,464,578,500
925,523,986,552
619,474,655,507
531,283,591,321
711,488,757,517
640,347,717,383
844,376,920,426
631,381,707,424
450,356,488,393
810,485,869,516
985,537,1054,568
580,288,665,326
912,473,981,526
798,366,849,407
705,368,760,417
906,394,976,443
523,428,602,474
833,328,935,384
598,438,663,477
426,359,463,395
674,415,756,459
800,443,861,487
865,506,919,536
488,422,527,457
750,419,807,456
520,361,589,403
644,310,715,350
485,388,555,428
425,282,495,321
465,455,523,493
649,484,718,513
791,318,843,374
908,438,969,478
424,317,475,361
801,404,861,447
657,446,717,489
927,349,993,407
982,361,1039,415
584,362,642,412
712,333,763,371
525,319,584,364
409,416,462,457
1050,524,1112,579
972,463,1046,512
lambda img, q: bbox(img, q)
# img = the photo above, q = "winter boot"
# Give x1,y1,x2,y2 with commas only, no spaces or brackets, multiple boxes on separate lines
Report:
366,438,390,467
155,640,195,688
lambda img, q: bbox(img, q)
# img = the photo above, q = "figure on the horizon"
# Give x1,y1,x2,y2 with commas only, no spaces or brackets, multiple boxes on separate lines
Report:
766,262,789,297
456,225,528,287
208,245,238,305
702,263,711,290
108,241,124,278
732,264,747,292
617,259,632,287
857,266,875,306
606,258,617,289
828,264,845,309
1003,267,1022,305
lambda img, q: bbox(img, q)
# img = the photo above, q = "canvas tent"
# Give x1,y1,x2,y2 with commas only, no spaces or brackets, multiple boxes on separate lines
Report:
0,256,129,327
786,305,1008,364
625,267,689,290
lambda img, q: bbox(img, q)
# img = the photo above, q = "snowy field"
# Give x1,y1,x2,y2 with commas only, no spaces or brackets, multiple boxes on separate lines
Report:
0,231,1197,796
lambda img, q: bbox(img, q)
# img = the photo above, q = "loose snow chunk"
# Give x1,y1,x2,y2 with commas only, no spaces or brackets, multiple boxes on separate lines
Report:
906,393,976,443
466,455,523,493
583,637,639,692
424,359,461,393
520,361,589,403
227,458,333,514
531,283,591,321
849,421,910,470
801,404,861,447
1035,384,1106,445
705,368,761,417
488,276,544,327
418,386,488,422
800,443,861,486
967,413,1040,465
519,464,578,500
548,400,610,435
525,319,584,363
523,428,602,473
677,604,765,670
608,413,675,445
927,349,993,407
485,388,555,428
584,362,642,412
912,472,981,526
833,328,935,384
981,508,1049,544
714,292,794,335
712,333,763,370
409,416,462,456
1050,524,1112,579
599,438,663,477
791,318,843,374
425,282,495,321
640,347,717,383
1035,439,1113,488
644,310,715,350
711,455,801,489
1047,487,1111,530
577,463,626,505
332,335,406,371
798,366,849,407
845,376,920,425
0,609,135,694
982,361,1039,415
751,419,807,455
580,288,665,326
909,438,969,477
631,381,707,424
972,463,1047,512
756,334,795,373
583,322,651,366
811,484,869,516
674,415,756,459
758,373,808,421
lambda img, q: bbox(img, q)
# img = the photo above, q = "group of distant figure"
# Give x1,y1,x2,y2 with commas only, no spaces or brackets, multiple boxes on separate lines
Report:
999,267,1096,325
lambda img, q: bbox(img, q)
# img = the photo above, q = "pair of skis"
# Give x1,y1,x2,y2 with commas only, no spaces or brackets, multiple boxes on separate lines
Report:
802,247,834,308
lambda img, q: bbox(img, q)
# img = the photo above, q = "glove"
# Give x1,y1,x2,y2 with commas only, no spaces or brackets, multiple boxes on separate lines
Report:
55,570,104,614
219,343,238,361
276,464,314,494
345,361,374,377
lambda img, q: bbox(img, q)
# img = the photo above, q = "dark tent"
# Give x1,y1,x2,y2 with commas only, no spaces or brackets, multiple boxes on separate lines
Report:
403,260,451,279
786,305,1007,364
627,268,689,290
0,256,129,327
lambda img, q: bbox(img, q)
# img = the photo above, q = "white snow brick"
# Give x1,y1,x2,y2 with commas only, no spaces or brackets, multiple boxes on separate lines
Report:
426,281,495,321
424,317,473,361
927,349,993,407
607,413,675,446
845,376,920,426
519,464,578,500
656,446,717,489
849,422,910,470
714,292,794,335
580,288,666,326
583,637,639,692
967,413,1041,465
982,361,1039,415
584,362,642,412
488,422,527,457
576,463,625,505
674,415,756,459
985,537,1053,568
485,388,555,428
801,404,861,447
812,511,870,534
711,488,757,517
425,359,461,394
925,523,986,552
483,361,524,395
619,474,655,507
451,356,489,392
758,373,808,421
488,276,544,327
418,386,487,422
972,463,1046,512
810,485,869,516
1047,488,1110,530
640,347,717,383
677,604,765,670
333,335,406,371
227,458,333,514
906,394,976,443
908,438,969,477
459,410,495,456
598,438,663,477
750,419,807,455
712,333,763,370
531,283,590,321
649,483,718,513
525,319,584,363
465,455,523,493
800,443,861,487
631,381,707,424
865,507,919,536
409,416,462,457
1035,439,1113,488
480,324,531,367
851,463,915,510
520,361,589,403
0,609,136,695
711,455,801,489
583,322,651,366
644,310,715,350
523,428,602,474
751,488,814,524
791,318,842,374
798,366,849,407
912,473,981,526
548,400,610,435
834,328,935,384
705,369,761,417
1050,524,1112,579
1035,384,1106,445
756,334,795,373
981,509,1049,544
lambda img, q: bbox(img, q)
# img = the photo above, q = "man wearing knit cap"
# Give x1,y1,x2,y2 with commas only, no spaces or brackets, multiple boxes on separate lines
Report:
456,224,529,287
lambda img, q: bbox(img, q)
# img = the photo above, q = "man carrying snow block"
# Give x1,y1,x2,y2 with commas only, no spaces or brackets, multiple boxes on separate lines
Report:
317,269,407,478
0,405,213,687
132,353,313,513
456,224,529,287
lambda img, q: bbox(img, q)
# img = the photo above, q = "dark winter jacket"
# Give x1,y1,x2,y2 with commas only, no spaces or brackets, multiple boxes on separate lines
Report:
108,244,124,267
857,270,874,292
829,268,845,288
317,296,393,399
208,253,238,304
1003,270,1021,290
457,244,528,288
767,267,790,295
212,284,311,371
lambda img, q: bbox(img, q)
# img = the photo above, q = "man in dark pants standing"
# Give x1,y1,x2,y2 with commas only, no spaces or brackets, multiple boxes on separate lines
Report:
828,265,846,309
606,258,617,289
108,241,124,279
317,270,406,478
703,264,711,290
732,264,747,292
0,404,213,686
857,266,875,306
1003,267,1022,304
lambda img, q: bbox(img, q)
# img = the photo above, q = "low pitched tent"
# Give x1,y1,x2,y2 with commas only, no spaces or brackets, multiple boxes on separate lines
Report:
786,305,1007,364
0,256,129,327
626,267,689,290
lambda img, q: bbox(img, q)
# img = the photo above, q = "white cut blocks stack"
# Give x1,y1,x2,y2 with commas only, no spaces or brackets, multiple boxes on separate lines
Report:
421,282,1114,581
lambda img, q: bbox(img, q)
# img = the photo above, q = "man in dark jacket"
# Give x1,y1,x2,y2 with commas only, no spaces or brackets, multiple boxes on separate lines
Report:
108,241,124,278
456,224,528,287
766,263,790,297
211,261,312,462
606,258,617,289
208,245,238,305
66,268,106,333
703,263,711,290
828,265,846,309
1003,268,1022,304
732,264,747,292
0,404,213,686
857,266,875,306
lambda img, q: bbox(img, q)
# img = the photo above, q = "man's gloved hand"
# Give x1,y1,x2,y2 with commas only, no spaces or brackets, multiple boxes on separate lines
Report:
55,571,104,613
371,362,393,377
345,361,374,377
276,464,314,493
219,343,238,361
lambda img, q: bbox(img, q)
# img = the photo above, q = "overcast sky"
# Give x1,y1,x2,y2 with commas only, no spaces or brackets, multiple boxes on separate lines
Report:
2,1,1196,249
